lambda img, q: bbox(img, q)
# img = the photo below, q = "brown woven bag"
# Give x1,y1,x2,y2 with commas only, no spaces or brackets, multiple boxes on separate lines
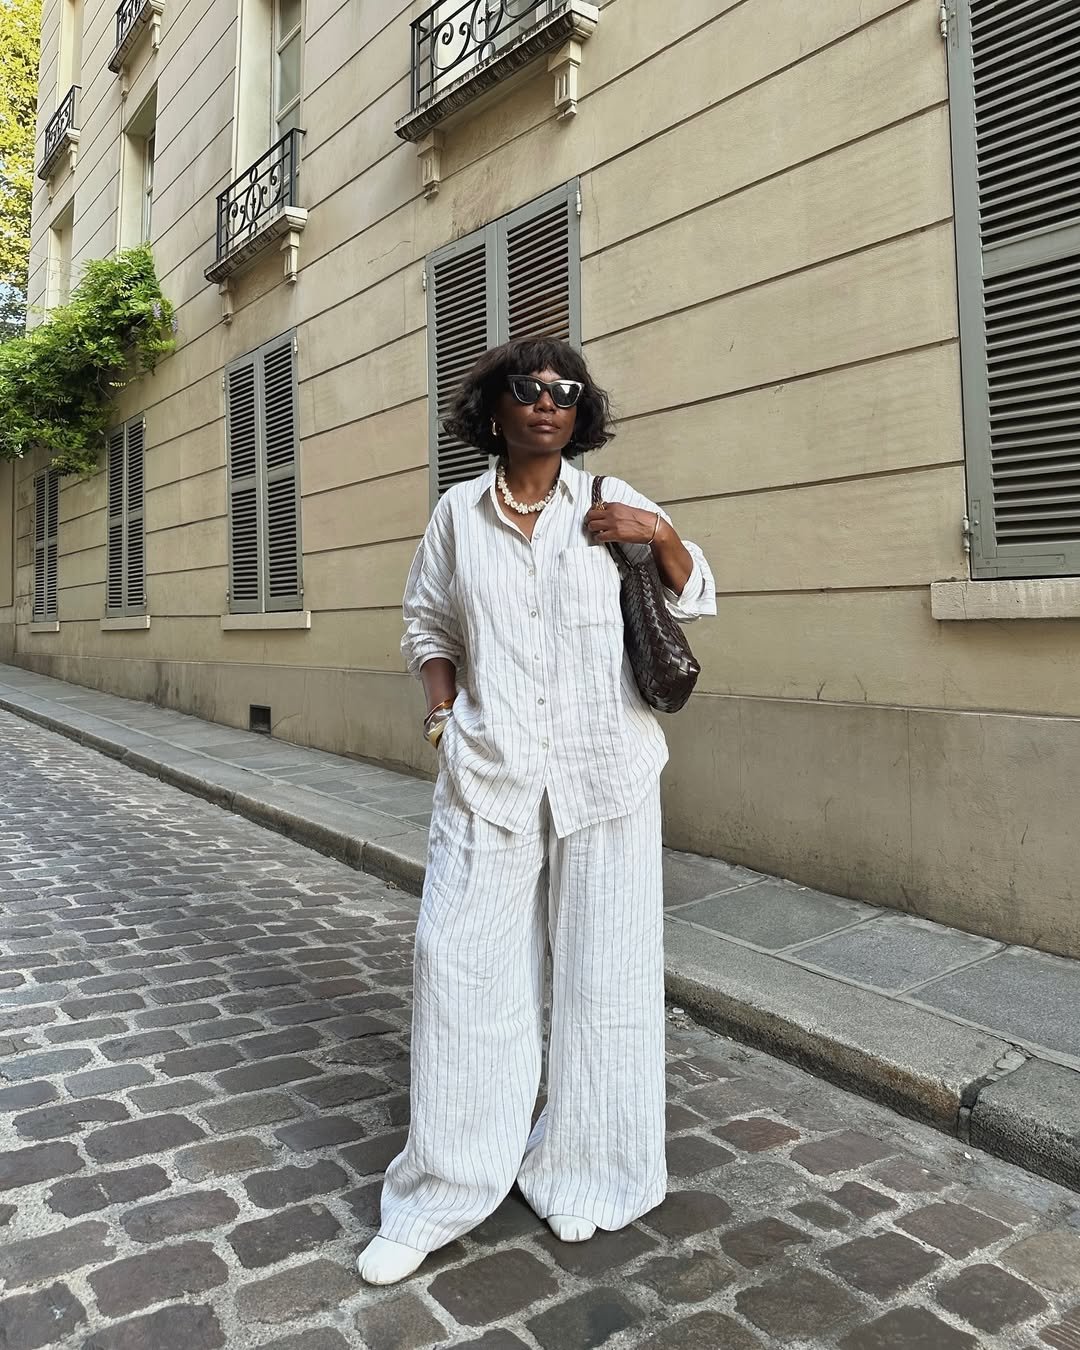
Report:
592,475,700,714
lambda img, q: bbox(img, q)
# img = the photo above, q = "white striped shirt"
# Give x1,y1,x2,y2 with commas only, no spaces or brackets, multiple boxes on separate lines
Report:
401,461,716,837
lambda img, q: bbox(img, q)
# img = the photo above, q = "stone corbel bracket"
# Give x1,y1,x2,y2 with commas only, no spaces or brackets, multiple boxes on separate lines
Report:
396,0,599,200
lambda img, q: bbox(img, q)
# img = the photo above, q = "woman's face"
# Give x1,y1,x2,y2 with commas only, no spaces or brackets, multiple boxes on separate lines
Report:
495,366,579,457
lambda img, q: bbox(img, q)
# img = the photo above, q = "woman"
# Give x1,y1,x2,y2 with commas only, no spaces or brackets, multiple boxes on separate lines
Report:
358,337,716,1285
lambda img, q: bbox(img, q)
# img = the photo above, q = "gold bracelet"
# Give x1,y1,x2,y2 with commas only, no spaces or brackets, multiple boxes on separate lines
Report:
425,716,450,748
423,698,454,727
424,706,453,746
648,513,660,545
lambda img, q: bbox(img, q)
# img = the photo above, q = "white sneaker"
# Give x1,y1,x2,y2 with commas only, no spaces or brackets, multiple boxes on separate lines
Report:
547,1214,597,1243
357,1235,427,1285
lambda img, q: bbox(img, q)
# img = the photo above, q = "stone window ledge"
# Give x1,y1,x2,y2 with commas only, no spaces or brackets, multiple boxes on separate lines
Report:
101,615,151,631
931,579,1080,621
204,207,308,287
29,620,60,634
220,610,311,632
38,130,79,184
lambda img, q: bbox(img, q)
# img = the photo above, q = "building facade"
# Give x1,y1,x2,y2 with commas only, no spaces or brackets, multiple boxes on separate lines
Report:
3,0,1079,955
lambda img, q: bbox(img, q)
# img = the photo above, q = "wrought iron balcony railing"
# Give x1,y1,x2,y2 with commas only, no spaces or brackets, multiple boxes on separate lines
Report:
397,0,597,198
410,0,557,109
109,0,164,73
116,0,145,50
39,85,80,181
205,129,308,291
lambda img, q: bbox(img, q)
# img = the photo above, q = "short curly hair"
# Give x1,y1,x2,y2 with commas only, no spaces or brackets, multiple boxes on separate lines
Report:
442,338,615,457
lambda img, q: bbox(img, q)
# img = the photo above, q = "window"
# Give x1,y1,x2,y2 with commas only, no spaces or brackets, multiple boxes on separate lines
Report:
48,201,74,309
58,0,84,96
143,131,156,240
106,416,146,616
426,179,580,502
273,0,302,138
948,0,1080,578
232,0,303,175
225,332,303,612
120,90,156,246
33,470,60,621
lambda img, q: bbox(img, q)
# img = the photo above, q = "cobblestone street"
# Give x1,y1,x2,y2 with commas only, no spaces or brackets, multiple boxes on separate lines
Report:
2,710,1080,1350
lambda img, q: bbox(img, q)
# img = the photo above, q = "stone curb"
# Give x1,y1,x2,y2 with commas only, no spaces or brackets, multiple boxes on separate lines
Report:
3,687,1078,1195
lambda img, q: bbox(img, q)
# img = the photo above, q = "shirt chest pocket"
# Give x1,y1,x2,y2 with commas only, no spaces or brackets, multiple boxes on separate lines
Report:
554,546,622,632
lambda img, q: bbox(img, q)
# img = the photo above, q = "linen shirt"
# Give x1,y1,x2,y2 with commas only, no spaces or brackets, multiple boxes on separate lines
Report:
401,461,716,837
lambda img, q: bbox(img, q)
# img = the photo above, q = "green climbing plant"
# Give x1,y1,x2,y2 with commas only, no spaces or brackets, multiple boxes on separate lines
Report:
0,244,176,476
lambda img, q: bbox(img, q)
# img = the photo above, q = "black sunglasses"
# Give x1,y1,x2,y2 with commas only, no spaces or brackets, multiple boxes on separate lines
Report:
508,375,585,409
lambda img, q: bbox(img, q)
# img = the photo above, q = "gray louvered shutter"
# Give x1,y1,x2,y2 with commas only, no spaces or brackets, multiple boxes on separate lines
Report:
126,418,146,612
33,473,47,619
226,355,261,612
106,427,125,615
425,181,581,506
427,225,498,504
260,335,303,611
42,471,59,619
498,179,580,346
949,0,1080,577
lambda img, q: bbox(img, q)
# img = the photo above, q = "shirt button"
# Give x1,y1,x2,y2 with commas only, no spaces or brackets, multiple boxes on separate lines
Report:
530,610,537,618
537,697,545,706
541,739,549,749
528,567,536,576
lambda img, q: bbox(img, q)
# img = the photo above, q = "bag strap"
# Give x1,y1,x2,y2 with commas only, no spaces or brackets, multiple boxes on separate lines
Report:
591,473,630,570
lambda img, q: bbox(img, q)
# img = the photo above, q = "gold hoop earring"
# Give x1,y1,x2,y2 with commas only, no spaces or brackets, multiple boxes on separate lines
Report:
490,419,500,439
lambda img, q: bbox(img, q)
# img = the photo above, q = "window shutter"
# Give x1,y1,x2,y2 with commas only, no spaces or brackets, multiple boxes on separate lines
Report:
33,473,47,619
226,334,303,612
46,472,59,618
226,357,261,612
45,472,59,619
949,0,1080,577
427,226,498,503
106,427,125,614
426,180,580,504
35,470,60,620
261,336,303,611
126,418,146,611
498,180,580,346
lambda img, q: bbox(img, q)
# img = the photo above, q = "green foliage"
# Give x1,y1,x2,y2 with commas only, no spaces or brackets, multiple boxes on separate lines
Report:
0,245,176,475
0,0,41,339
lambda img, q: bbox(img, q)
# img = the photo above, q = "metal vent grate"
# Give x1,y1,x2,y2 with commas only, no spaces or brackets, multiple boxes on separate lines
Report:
249,704,272,734
986,253,1080,547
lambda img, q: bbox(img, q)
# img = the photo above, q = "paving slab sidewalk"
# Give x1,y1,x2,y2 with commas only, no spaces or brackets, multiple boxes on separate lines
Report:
2,662,1078,1194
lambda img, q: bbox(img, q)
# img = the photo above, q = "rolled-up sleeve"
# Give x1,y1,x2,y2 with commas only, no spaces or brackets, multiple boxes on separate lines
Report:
401,502,465,677
605,477,717,623
661,539,716,622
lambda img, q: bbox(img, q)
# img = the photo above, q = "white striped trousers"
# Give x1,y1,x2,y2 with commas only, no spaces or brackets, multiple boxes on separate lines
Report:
378,771,667,1252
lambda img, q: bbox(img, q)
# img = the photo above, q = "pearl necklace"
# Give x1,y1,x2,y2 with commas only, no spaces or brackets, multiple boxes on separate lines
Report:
496,463,559,515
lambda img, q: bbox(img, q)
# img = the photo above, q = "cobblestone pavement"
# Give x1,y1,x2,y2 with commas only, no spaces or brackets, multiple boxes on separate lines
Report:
2,711,1080,1350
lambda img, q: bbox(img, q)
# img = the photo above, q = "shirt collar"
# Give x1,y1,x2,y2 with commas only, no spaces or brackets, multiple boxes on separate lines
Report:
469,460,587,508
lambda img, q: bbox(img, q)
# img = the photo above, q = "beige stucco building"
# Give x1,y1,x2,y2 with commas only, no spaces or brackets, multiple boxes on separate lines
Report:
4,0,1079,955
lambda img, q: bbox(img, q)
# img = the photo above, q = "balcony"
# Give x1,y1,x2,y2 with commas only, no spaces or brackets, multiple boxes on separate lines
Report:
38,86,80,183
396,0,598,197
205,130,307,302
109,0,164,76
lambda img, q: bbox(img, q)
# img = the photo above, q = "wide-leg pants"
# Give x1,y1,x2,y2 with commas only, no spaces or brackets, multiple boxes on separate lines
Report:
378,771,667,1253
